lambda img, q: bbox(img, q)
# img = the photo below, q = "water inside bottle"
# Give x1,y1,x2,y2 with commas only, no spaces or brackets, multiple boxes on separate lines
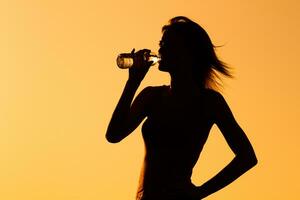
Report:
148,55,161,65
117,55,133,69
116,51,161,69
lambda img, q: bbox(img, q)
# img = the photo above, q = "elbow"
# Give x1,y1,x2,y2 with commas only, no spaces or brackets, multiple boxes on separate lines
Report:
247,149,258,167
250,154,258,167
236,152,258,169
105,125,121,143
105,128,126,143
246,156,258,170
105,133,121,143
106,137,119,144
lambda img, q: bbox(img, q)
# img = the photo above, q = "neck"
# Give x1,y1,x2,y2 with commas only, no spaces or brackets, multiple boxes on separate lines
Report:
169,74,204,98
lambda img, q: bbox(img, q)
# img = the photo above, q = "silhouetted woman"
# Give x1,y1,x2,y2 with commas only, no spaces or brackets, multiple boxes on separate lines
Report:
106,16,257,200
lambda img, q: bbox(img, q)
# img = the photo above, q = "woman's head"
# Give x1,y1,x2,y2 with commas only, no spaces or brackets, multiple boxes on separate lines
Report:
158,16,233,90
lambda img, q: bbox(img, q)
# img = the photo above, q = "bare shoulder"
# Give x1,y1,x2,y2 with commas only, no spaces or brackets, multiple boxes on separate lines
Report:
139,85,167,95
202,88,228,113
137,85,167,102
203,88,237,124
203,88,224,102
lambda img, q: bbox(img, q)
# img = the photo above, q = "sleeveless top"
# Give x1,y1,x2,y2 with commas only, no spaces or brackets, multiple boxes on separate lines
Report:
136,85,216,200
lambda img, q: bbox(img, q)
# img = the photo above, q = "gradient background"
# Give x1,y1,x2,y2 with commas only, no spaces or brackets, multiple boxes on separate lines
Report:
1,0,299,199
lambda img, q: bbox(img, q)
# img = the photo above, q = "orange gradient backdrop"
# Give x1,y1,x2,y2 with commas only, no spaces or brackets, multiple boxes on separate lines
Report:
1,0,299,199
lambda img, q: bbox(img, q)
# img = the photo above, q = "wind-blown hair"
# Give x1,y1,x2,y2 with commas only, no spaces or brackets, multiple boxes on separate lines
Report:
162,16,234,91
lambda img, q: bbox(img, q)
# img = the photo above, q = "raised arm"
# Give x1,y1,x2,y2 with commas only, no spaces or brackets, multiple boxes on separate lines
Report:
106,49,153,143
195,91,258,199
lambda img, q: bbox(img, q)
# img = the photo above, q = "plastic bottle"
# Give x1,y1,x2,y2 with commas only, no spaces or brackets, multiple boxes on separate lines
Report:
116,51,160,69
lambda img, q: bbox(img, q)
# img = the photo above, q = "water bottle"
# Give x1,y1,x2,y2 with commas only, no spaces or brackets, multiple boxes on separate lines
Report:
116,51,160,69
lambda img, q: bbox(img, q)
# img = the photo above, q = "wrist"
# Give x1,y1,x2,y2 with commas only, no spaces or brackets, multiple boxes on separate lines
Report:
127,77,142,85
196,186,208,199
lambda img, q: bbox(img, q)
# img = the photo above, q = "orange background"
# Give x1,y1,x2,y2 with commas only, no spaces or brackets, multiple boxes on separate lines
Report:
1,0,299,199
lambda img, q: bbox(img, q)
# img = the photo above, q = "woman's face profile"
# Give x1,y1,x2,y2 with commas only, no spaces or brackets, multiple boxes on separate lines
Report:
158,30,188,74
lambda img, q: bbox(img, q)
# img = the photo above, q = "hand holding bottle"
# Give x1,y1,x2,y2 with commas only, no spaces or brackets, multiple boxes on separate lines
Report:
127,48,153,82
117,48,160,69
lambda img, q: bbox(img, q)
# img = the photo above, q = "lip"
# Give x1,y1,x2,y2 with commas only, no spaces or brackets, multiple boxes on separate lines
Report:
158,54,163,61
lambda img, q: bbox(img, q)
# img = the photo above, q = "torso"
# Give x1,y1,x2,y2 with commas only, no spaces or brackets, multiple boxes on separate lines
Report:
137,85,217,200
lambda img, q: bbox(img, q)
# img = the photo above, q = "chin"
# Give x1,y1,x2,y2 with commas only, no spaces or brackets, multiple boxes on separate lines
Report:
158,63,169,72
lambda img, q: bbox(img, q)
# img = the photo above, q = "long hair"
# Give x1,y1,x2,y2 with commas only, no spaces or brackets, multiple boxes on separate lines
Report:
162,16,234,91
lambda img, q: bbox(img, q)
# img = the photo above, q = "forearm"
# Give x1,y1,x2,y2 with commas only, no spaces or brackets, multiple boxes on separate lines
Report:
196,156,257,199
106,79,141,141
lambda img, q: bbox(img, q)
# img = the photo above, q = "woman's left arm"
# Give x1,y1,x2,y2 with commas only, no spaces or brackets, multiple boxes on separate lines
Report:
194,92,258,199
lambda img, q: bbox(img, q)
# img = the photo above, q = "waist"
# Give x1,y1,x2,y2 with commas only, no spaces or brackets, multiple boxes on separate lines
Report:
142,179,195,194
140,182,197,200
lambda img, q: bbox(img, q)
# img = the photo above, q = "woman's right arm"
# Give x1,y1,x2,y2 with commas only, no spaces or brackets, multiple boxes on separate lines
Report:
105,49,153,143
106,80,152,143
